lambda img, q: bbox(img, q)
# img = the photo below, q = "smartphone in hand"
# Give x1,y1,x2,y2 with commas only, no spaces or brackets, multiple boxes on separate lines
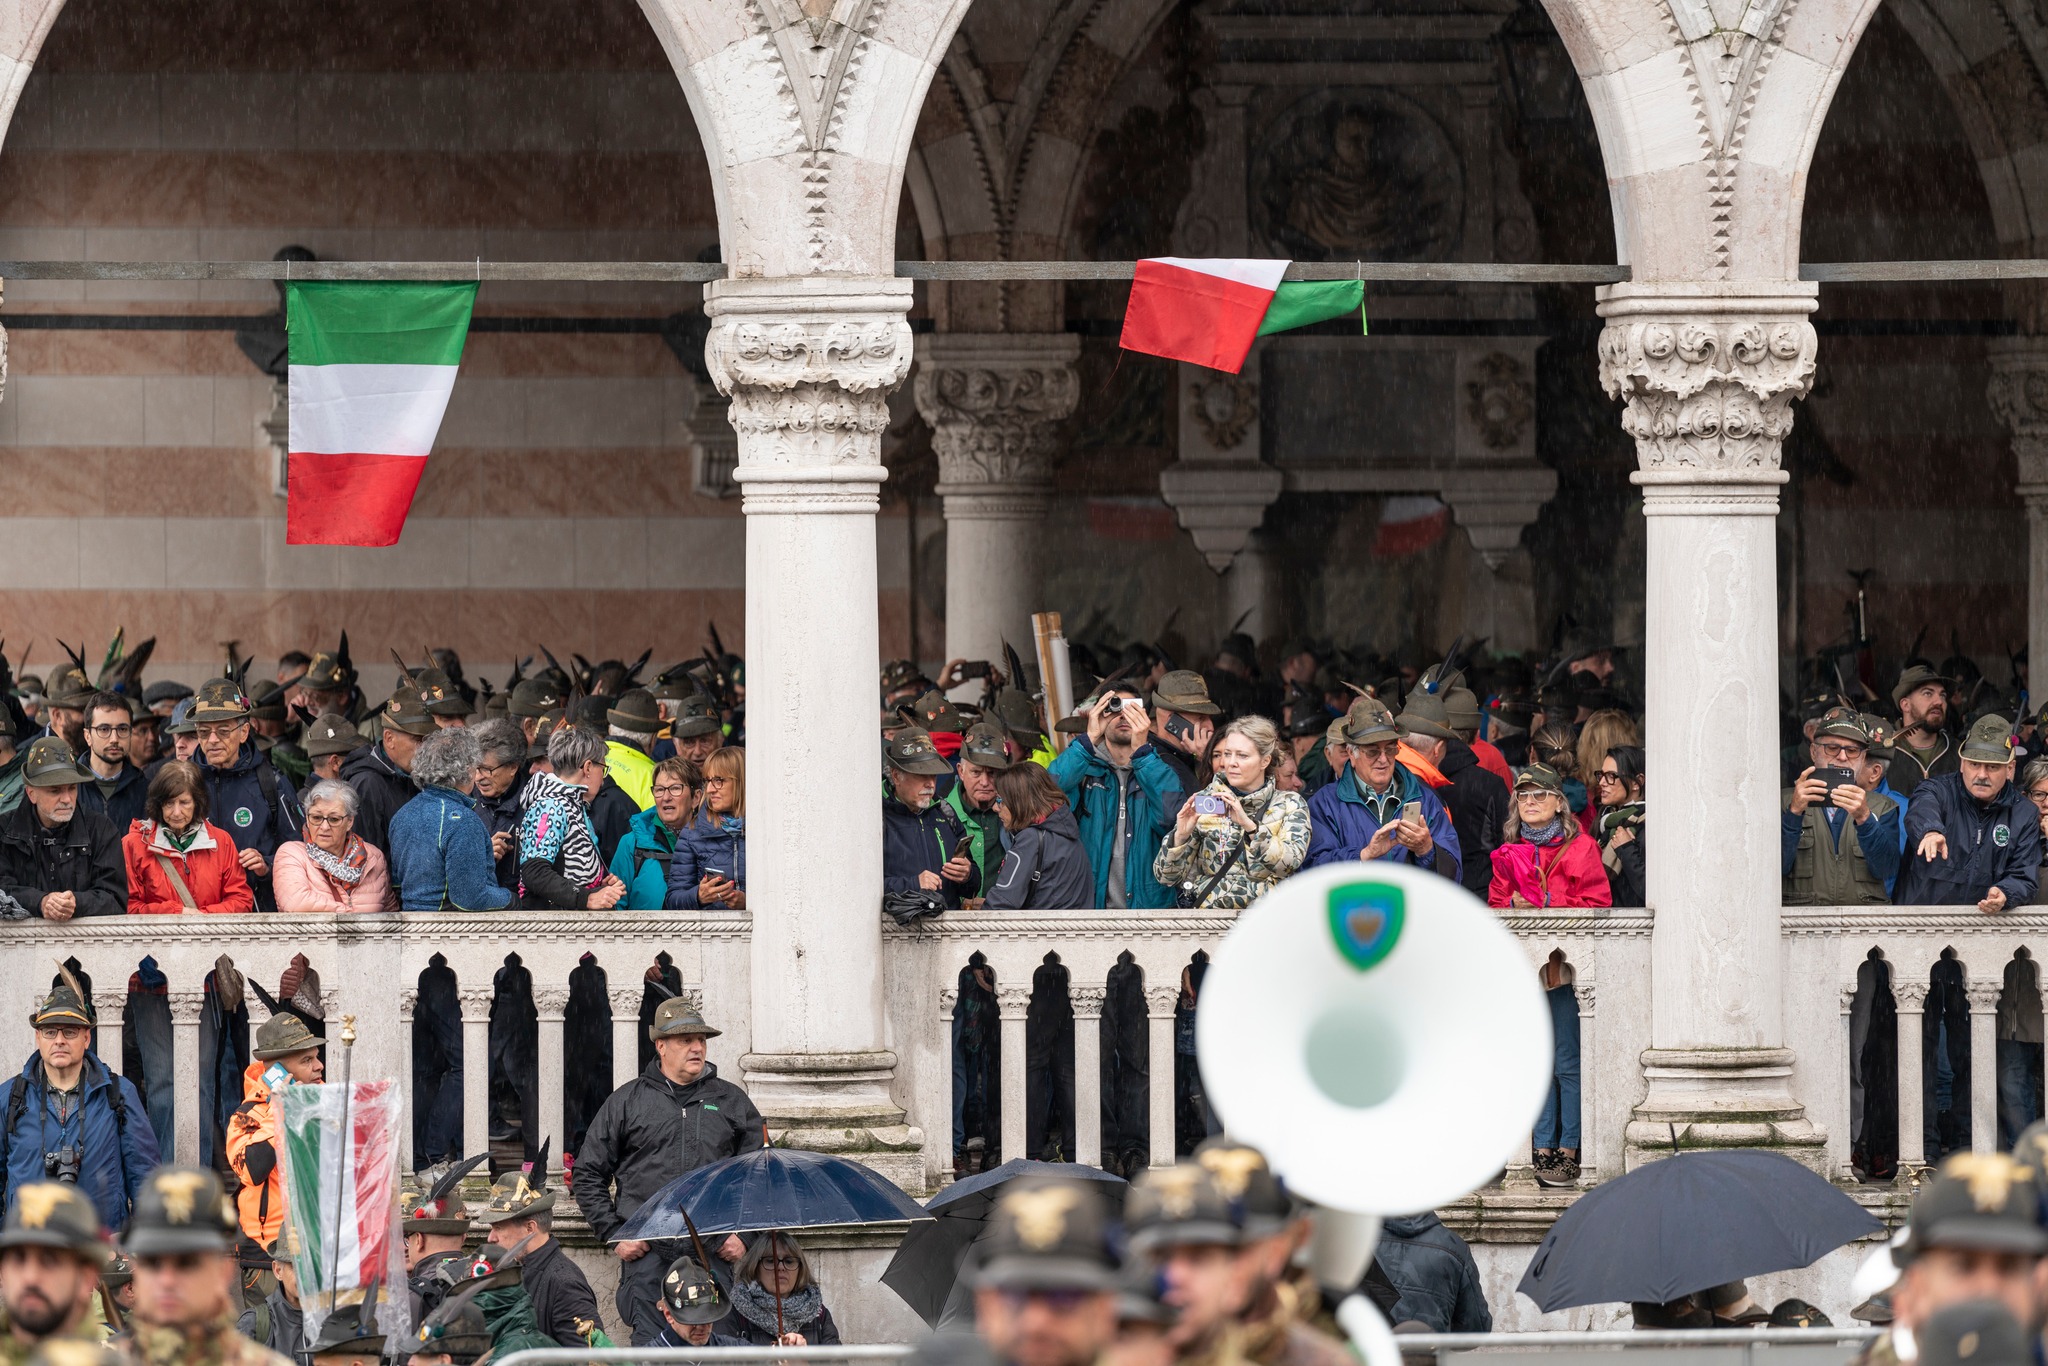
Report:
1400,801,1423,826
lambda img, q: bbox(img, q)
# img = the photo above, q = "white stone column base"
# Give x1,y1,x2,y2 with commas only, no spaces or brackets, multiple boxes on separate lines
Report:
1624,1048,1828,1172
741,1049,927,1192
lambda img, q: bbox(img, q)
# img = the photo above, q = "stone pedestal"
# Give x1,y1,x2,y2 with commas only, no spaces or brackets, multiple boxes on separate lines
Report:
705,275,926,1190
913,334,1080,679
1987,340,2048,686
1599,282,1829,1170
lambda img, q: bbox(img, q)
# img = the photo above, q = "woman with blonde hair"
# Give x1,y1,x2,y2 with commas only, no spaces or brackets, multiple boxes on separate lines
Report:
1155,715,1310,910
666,745,746,909
1573,710,1639,825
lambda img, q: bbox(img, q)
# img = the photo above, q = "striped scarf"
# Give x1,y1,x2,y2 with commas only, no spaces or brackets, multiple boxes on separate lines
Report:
519,771,604,892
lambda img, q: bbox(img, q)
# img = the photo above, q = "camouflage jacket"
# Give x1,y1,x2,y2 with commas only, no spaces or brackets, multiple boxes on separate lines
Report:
1240,1280,1354,1366
118,1314,293,1366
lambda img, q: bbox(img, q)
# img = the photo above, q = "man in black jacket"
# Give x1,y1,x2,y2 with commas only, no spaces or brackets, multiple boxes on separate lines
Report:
882,728,979,909
572,1000,764,1345
77,692,146,833
478,1155,600,1349
1897,714,2041,909
343,677,434,861
1396,691,1509,898
0,737,126,919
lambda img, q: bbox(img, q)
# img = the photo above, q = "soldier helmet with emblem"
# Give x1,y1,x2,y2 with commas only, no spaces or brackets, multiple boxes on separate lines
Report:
885,726,953,777
478,1139,556,1226
661,1257,730,1324
1125,1163,1240,1254
1193,1138,1293,1239
1960,715,2019,766
30,962,95,1030
1896,1153,2048,1265
382,673,438,739
307,1293,387,1361
406,1154,487,1237
958,722,1014,773
971,1176,1119,1291
303,713,369,760
22,737,91,790
187,677,253,725
0,1182,108,1266
124,1166,236,1256
252,1011,324,1061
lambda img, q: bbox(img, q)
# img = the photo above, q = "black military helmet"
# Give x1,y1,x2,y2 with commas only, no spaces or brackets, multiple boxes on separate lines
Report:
0,1183,107,1265
124,1167,236,1256
661,1257,729,1325
971,1177,1118,1292
1194,1138,1293,1239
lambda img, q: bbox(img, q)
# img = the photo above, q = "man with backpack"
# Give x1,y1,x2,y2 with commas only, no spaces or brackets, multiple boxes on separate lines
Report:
0,969,157,1233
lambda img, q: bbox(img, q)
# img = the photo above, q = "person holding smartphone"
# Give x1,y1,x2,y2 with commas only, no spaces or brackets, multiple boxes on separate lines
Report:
1782,709,1900,906
881,727,980,908
1303,698,1462,883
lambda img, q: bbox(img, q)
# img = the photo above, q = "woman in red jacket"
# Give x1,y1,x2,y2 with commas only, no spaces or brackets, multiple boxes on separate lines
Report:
123,760,255,914
1487,763,1613,910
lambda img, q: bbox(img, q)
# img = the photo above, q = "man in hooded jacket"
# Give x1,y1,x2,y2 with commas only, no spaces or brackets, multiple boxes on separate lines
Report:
571,1001,764,1345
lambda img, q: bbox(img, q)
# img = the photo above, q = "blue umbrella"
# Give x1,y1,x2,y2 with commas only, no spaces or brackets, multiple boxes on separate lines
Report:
611,1147,933,1242
1517,1150,1884,1311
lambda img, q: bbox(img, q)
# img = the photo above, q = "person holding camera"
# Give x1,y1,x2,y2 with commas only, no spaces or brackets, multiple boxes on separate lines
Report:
0,970,157,1234
1782,709,1901,905
1047,689,1184,908
1154,716,1309,911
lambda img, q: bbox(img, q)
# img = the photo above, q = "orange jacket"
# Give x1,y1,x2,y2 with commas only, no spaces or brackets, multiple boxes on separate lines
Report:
1396,744,1452,789
225,1061,284,1247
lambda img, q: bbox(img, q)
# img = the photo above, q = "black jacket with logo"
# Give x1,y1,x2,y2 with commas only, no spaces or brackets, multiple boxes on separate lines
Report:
569,1061,765,1242
0,803,126,917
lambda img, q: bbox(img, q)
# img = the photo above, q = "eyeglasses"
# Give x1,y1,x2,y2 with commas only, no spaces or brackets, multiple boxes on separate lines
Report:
1515,789,1558,802
194,723,246,741
475,761,516,776
1595,771,1622,785
651,785,694,799
86,724,132,738
705,777,733,788
764,1257,800,1270
304,813,350,827
1354,741,1400,760
1814,742,1865,761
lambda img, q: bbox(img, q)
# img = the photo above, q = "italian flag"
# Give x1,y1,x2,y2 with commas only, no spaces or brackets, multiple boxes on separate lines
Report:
1118,258,1366,374
278,1079,402,1309
286,281,478,546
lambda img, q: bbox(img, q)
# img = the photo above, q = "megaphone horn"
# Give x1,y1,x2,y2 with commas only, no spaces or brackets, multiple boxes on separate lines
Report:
1196,864,1554,1348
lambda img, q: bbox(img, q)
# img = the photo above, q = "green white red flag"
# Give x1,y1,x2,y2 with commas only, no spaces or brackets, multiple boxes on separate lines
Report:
1118,258,1366,373
277,1078,405,1340
286,281,477,546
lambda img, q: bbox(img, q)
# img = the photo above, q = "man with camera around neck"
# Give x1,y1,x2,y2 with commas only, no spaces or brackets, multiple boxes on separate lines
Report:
0,972,157,1233
1782,709,1901,906
1048,688,1183,908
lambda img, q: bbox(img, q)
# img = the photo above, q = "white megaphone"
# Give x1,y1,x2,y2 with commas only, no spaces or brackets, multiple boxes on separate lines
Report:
1197,863,1554,1363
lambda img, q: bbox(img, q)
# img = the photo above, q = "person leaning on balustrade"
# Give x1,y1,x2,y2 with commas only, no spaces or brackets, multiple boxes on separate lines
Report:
1896,714,2041,911
518,725,625,910
120,760,254,914
272,780,396,914
388,728,512,914
612,757,703,910
0,737,126,920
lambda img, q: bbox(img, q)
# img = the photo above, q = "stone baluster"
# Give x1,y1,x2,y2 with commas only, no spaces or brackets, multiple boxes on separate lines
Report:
707,276,924,1189
1573,981,1598,1183
1145,986,1180,1167
1988,340,2048,680
1968,979,2002,1152
92,990,125,1086
610,987,643,1090
1895,979,1928,1179
460,987,494,1161
1071,986,1106,1169
536,986,568,1160
912,333,1080,680
1601,283,1828,1169
399,988,417,1172
169,991,205,1165
998,985,1033,1165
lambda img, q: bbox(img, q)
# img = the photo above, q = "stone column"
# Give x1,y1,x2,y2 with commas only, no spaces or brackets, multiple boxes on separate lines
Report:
998,985,1032,1164
609,987,643,1091
705,275,924,1190
536,987,568,1157
1072,986,1105,1169
1969,979,2001,1152
460,987,493,1161
169,991,205,1166
914,333,1080,680
1600,283,1828,1169
1987,340,2048,681
92,990,125,1091
1896,979,1928,1178
1574,982,1598,1183
399,989,417,1172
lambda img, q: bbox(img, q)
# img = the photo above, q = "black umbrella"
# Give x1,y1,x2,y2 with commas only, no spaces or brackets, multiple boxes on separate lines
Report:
1518,1150,1883,1311
882,1160,1127,1326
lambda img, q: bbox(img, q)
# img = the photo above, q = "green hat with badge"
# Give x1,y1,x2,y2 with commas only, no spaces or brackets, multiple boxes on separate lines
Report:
885,727,953,777
509,678,565,720
608,688,663,736
30,965,94,1029
1814,707,1872,746
958,723,1013,771
307,1296,386,1358
382,676,437,739
991,688,1044,748
649,997,722,1040
668,693,723,740
188,677,252,724
247,680,290,724
1125,1163,1240,1254
661,1257,730,1324
1152,670,1222,717
43,666,92,711
124,1166,237,1256
415,667,473,720
304,713,368,759
0,1182,108,1265
252,1012,324,1060
1194,1138,1293,1239
910,689,970,736
1395,689,1459,744
1337,697,1400,747
1893,664,1954,707
1444,687,1482,737
478,1140,555,1225
1961,715,2018,765
21,736,91,788
527,713,563,760
1857,713,1897,761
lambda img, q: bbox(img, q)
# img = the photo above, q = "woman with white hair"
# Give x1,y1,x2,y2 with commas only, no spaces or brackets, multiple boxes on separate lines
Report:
1154,715,1310,910
387,727,512,912
273,778,397,912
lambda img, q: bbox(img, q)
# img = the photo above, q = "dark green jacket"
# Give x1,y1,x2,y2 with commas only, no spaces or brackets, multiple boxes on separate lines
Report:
942,784,1003,890
1781,787,1899,905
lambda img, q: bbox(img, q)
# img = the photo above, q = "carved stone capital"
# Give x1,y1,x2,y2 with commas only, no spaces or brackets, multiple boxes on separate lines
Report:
913,333,1080,507
1070,986,1107,1018
1895,980,1930,1010
996,985,1034,1018
93,989,127,1023
534,986,571,1018
608,987,643,1016
400,988,418,1022
1987,339,2048,495
168,991,207,1026
1572,983,1596,1012
702,277,913,505
458,987,496,1020
1967,980,2005,1012
1144,986,1182,1017
1597,284,1817,473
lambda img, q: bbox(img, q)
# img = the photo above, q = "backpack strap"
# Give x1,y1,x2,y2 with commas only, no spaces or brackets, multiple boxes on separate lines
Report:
255,763,283,837
0,1076,29,1211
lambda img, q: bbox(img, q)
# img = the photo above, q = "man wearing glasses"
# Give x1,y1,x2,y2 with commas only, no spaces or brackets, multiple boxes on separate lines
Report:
188,678,302,914
1304,697,1462,882
76,692,146,833
1782,709,1901,905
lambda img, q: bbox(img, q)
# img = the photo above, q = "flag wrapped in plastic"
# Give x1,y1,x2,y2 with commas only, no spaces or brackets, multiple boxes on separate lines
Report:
276,1079,409,1343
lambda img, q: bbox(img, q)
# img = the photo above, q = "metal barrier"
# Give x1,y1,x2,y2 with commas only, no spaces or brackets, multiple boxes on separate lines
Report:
492,1351,913,1366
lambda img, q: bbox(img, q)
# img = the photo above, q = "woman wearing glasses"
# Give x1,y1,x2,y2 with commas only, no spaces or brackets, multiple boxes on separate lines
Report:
272,778,397,912
609,758,705,909
665,747,746,910
725,1233,841,1347
1594,745,1646,907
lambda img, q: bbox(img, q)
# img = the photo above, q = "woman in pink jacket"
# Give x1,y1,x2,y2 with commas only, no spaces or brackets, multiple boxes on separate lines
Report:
273,778,397,913
1488,763,1613,911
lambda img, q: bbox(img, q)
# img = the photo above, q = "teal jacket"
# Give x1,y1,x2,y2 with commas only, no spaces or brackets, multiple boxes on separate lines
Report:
1047,739,1184,908
607,805,680,910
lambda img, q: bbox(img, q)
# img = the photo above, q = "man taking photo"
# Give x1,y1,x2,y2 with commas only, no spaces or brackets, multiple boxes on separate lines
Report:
1048,691,1182,909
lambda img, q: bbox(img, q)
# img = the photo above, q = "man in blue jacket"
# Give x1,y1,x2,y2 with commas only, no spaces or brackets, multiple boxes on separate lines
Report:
1047,690,1182,908
190,678,302,913
882,728,979,908
1305,699,1462,882
1897,714,2041,909
0,969,158,1232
